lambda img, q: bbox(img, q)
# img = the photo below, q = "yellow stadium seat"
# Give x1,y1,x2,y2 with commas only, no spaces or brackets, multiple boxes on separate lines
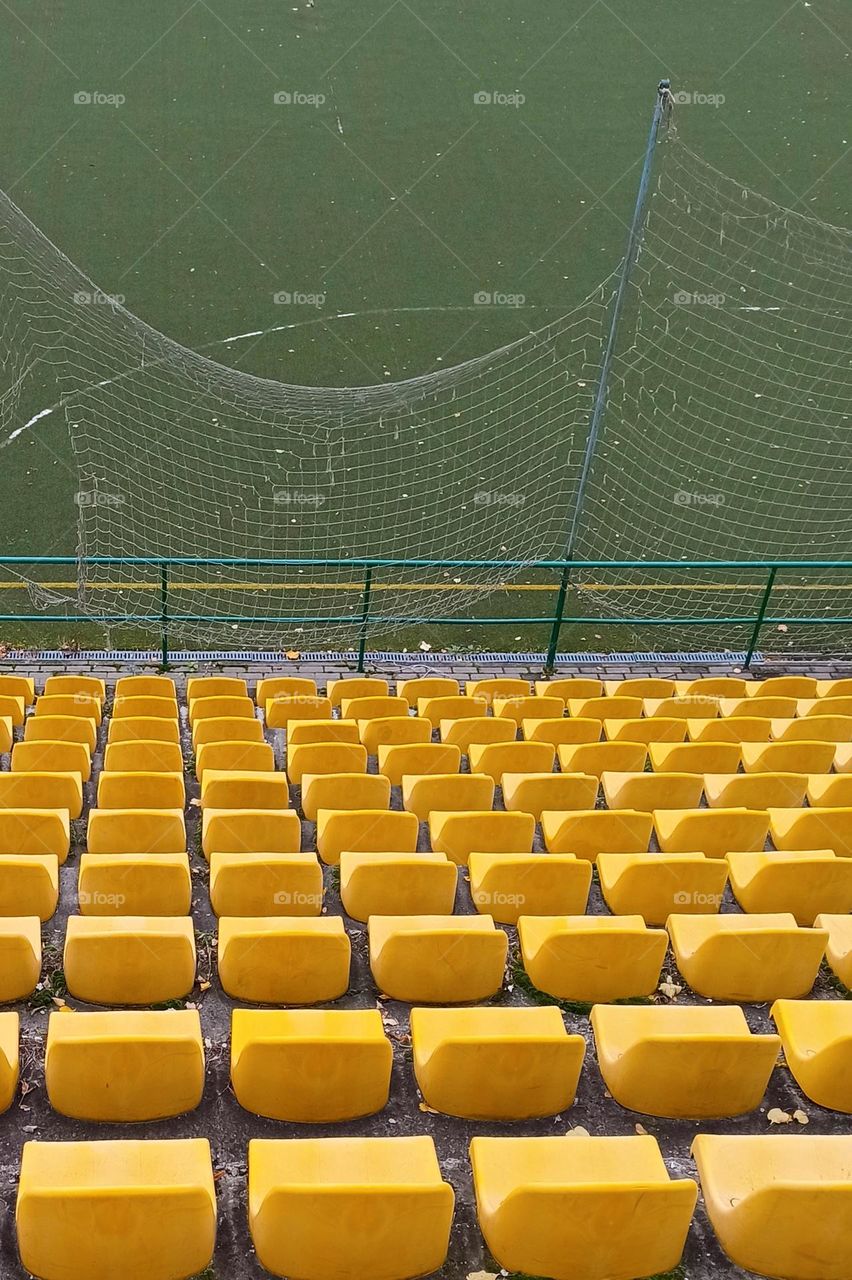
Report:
287,717,358,745
0,1011,18,1111
209,852,322,917
470,1134,696,1280
774,715,852,743
568,695,643,720
87,808,186,855
233,1008,392,1122
114,675,176,698
469,740,555,782
0,809,69,861
418,695,486,727
191,716,264,748
597,852,727,925
817,913,852,987
492,695,564,725
340,852,457,922
655,807,769,857
604,678,676,698
466,677,531,704
369,914,507,1002
835,742,852,772
219,916,350,1003
187,675,248,701
592,1004,779,1118
535,677,602,699
748,675,819,698
112,695,175,721
194,739,273,781
441,716,515,749
721,695,798,718
103,739,183,774
359,715,431,755
558,741,647,775
378,741,460,785
0,772,82,818
326,676,389,707
0,854,58,920
0,917,40,999
256,676,317,706
0,694,26,727
603,716,686,744
316,808,418,865
45,1009,204,1121
667,912,827,1001
341,695,409,722
469,852,591,923
644,695,720,721
798,696,852,719
78,852,191,917
301,772,390,822
201,808,300,858
189,695,254,725
16,1138,216,1280
704,771,807,809
412,1005,584,1119
601,771,703,812
35,693,100,723
109,716,181,745
11,740,91,781
691,1133,852,1280
522,716,600,745
770,806,852,855
771,999,852,1113
429,809,534,866
287,741,367,784
502,772,597,818
519,915,667,1002
64,916,196,1005
687,715,772,742
0,674,34,704
44,674,105,700
397,676,459,707
402,773,494,821
744,739,835,772
200,770,290,809
818,678,852,697
97,771,185,811
677,676,749,697
648,741,740,773
249,1136,453,1280
24,714,97,750
807,774,852,807
541,808,652,860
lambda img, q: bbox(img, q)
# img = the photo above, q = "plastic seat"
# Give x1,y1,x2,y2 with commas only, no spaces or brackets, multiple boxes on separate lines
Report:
818,678,852,697
369,914,507,1002
469,740,555,782
541,808,652,860
567,695,643,720
748,675,819,698
807,775,852,807
604,678,676,698
597,852,727,924
114,675,176,698
112,695,176,721
797,696,852,720
187,676,248,701
0,1011,18,1111
470,1134,696,1280
34,692,101,724
728,850,852,925
601,771,703,811
743,739,836,772
0,772,82,818
397,676,459,707
0,716,11,755
301,772,390,822
655,807,769,857
64,916,196,1004
11,740,91,781
535,677,602,700
194,740,273,781
200,770,290,809
201,808,301,858
359,715,431,755
378,742,460,785
16,1138,216,1280
287,741,367,784
0,695,25,728
644,695,720,720
604,717,686,743
287,717,359,746
110,716,181,745
466,677,531,705
0,809,70,860
775,715,852,742
502,772,597,818
492,695,564,725
316,809,418,865
45,1009,204,1121
770,806,852,854
720,695,799,718
78,852,191,917
441,716,515,750
691,1133,852,1280
266,695,332,728
25,714,98,749
591,1004,780,1117
327,676,389,708
97,771,186,811
648,741,741,773
469,853,591,923
0,854,58,920
519,915,667,1002
402,773,494,821
188,694,254,725
771,999,852,1113
255,676,317,706
667,912,827,1001
418,695,486,728
104,739,184,774
0,917,41,1000
249,1136,453,1280
687,715,772,742
429,809,534,865
87,809,186,855
209,852,322,917
522,717,600,745
705,771,807,808
191,715,264,748
0,674,34,704
411,1005,584,1119
558,741,647,776
340,695,409,723
232,1009,392,1122
340,852,457,921
817,913,852,987
677,676,749,697
218,916,350,1003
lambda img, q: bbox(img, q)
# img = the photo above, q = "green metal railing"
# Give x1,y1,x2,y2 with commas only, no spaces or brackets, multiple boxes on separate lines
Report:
0,555,849,673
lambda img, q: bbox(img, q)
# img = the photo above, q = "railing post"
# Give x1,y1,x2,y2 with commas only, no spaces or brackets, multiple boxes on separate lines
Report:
745,566,777,669
544,566,569,676
159,562,170,670
356,567,373,673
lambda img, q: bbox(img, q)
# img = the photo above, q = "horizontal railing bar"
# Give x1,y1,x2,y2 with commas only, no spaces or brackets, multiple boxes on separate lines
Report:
2,556,852,571
0,613,847,627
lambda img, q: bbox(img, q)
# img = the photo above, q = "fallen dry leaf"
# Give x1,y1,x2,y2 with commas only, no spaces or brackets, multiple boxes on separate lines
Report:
418,1101,440,1115
634,1122,649,1135
767,1107,792,1125
286,650,301,660
465,1272,499,1280
658,977,683,1000
566,1125,591,1137
793,1108,809,1125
